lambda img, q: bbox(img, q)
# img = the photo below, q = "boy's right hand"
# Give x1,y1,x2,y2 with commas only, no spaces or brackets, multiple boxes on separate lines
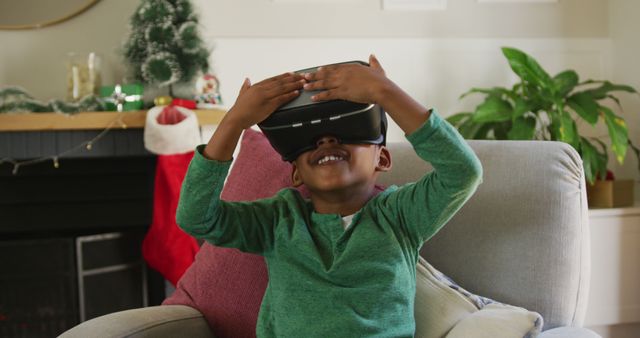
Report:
225,72,306,130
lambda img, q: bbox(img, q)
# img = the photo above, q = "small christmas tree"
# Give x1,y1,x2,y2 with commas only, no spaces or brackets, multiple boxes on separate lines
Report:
123,0,209,96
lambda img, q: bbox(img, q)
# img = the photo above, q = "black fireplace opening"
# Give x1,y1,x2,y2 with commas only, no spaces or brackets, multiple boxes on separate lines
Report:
0,156,166,337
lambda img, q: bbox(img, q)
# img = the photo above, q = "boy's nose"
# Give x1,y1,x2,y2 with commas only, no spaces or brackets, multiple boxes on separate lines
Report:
316,135,339,148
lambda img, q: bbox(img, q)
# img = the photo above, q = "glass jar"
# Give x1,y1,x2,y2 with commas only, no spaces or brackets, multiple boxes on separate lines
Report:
66,52,101,102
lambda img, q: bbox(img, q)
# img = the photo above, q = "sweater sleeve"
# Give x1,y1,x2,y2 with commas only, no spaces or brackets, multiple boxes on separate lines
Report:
373,110,483,247
175,145,277,254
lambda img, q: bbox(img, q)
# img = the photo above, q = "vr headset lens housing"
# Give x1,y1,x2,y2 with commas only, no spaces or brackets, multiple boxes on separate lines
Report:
258,62,387,162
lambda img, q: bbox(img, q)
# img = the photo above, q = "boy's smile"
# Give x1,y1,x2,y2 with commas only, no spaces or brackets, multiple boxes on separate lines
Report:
291,135,391,198
310,148,349,166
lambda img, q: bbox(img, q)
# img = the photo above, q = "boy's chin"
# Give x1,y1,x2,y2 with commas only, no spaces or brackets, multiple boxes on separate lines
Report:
305,179,369,194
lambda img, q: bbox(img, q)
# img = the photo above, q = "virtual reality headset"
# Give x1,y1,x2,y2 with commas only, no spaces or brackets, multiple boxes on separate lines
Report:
258,61,388,162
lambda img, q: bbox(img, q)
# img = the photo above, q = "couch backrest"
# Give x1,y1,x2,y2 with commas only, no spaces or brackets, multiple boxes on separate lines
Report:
378,140,590,330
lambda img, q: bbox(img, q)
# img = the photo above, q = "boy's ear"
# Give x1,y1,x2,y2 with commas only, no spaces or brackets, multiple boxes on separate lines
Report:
375,146,392,172
291,163,304,187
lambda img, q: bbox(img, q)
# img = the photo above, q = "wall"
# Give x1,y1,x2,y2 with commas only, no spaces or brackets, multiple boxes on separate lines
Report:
0,0,609,101
589,2,640,336
1,0,639,335
0,0,635,186
199,0,608,38
606,0,640,199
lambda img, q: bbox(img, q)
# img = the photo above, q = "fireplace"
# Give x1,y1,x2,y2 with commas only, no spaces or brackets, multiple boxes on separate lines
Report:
0,149,165,337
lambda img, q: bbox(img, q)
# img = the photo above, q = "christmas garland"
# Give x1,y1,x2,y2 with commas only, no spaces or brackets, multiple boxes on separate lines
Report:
0,86,106,114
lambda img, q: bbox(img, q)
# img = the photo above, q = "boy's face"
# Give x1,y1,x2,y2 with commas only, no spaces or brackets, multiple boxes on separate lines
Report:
291,135,391,193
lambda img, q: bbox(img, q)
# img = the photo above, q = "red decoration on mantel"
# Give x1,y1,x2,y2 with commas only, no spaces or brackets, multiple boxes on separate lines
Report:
156,105,187,125
171,98,197,109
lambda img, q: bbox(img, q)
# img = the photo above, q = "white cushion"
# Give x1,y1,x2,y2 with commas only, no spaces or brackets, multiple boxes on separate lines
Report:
415,257,543,338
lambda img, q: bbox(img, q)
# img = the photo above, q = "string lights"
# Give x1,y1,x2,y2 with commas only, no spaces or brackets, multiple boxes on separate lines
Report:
0,113,128,175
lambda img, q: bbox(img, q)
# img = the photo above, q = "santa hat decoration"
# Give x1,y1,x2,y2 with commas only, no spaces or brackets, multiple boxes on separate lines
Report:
144,105,201,155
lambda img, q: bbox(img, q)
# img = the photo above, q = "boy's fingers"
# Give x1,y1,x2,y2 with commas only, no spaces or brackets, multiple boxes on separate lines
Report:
303,79,331,91
310,89,338,102
261,72,302,88
369,54,385,74
278,72,304,82
265,79,305,98
304,65,337,81
239,78,251,95
273,90,301,107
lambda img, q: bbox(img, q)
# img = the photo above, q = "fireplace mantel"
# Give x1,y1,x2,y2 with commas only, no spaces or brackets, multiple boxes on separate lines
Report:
0,109,225,159
0,109,226,132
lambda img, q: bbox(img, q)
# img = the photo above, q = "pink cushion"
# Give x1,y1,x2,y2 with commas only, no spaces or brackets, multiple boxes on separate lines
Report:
163,129,297,338
163,128,385,338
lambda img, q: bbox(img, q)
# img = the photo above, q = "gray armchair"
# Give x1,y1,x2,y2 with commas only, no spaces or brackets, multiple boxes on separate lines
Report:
60,140,600,338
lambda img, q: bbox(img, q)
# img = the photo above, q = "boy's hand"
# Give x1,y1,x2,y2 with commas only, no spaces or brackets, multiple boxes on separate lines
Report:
302,55,391,105
304,54,431,135
203,72,304,161
226,72,306,130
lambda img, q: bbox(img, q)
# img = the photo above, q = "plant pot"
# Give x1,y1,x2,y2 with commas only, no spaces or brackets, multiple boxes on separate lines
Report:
586,179,635,208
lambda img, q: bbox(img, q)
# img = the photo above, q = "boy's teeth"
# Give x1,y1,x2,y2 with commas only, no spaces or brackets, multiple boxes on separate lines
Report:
318,155,343,164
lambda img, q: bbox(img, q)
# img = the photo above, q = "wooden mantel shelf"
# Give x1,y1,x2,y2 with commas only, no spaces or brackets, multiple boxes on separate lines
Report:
0,109,227,132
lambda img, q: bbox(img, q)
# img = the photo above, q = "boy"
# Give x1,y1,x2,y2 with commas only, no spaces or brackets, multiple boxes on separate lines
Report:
176,55,482,337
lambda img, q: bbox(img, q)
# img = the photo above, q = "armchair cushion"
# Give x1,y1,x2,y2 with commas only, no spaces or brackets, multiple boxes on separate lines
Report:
58,305,213,338
163,129,286,338
415,257,543,338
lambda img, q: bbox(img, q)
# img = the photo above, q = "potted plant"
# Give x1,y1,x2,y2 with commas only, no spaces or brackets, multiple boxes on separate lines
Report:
447,47,639,207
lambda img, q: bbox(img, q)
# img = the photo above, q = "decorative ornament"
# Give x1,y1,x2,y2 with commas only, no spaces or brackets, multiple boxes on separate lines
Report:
99,84,144,112
194,73,222,108
154,95,173,106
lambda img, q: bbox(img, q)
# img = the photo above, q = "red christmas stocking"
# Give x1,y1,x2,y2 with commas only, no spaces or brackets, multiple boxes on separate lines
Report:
142,152,199,286
142,105,203,286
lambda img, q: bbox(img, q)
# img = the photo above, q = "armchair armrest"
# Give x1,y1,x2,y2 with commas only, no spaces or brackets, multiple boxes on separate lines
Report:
539,327,602,338
58,305,214,338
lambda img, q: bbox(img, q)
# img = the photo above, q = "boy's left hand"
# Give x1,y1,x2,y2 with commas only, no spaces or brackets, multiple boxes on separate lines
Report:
302,54,391,105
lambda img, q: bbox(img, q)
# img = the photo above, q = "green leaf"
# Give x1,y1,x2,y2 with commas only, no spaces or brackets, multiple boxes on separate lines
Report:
606,94,622,109
553,70,579,97
580,138,607,184
501,47,554,92
459,87,515,100
600,105,629,164
580,138,597,184
458,118,486,139
471,96,513,123
493,122,510,140
507,116,536,140
591,138,610,180
472,124,494,140
446,112,472,127
559,109,580,149
567,92,599,125
512,97,532,118
581,80,638,99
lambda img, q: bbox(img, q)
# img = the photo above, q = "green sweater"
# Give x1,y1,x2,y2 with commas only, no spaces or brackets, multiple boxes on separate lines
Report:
177,111,482,338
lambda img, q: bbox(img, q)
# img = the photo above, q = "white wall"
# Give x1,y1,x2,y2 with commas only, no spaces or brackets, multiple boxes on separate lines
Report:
0,0,610,101
209,37,611,142
1,0,637,187
198,0,608,38
607,0,640,199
